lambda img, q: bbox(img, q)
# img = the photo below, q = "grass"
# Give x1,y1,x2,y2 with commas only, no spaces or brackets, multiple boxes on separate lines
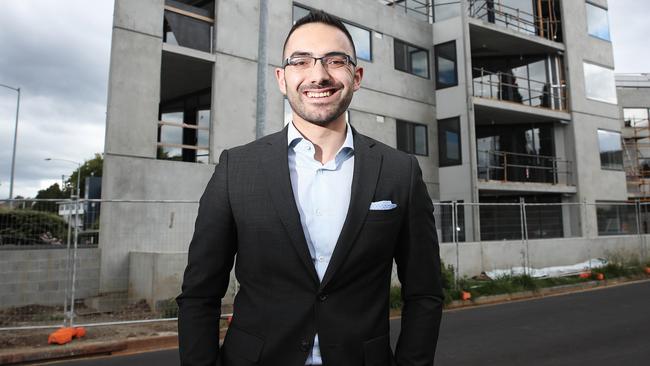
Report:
388,259,650,310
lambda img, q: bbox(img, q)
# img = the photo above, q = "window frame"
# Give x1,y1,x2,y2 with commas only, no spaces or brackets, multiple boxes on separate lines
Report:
394,38,431,79
434,40,458,89
623,107,650,128
597,128,624,171
396,119,429,156
438,116,462,167
585,2,611,42
292,4,373,62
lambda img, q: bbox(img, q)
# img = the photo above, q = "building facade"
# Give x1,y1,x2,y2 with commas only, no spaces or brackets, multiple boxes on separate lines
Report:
100,0,634,305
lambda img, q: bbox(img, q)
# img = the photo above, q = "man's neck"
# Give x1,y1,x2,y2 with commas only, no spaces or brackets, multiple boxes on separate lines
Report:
293,116,348,164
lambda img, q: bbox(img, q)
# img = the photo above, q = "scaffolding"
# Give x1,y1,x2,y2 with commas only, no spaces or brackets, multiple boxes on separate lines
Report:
623,118,650,199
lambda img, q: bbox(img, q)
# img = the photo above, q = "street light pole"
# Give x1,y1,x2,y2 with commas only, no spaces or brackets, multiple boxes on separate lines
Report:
0,83,21,203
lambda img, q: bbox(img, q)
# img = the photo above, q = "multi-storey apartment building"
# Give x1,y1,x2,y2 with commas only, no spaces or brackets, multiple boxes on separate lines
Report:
100,0,632,306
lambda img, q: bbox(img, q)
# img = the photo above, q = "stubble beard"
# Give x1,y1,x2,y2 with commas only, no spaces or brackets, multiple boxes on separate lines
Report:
287,83,353,127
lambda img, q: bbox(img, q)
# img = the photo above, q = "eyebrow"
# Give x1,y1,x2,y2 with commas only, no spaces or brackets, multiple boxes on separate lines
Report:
288,51,350,58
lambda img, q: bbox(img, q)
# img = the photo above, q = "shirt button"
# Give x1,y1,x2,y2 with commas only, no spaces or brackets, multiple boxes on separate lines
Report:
318,255,325,262
315,209,322,216
305,145,312,151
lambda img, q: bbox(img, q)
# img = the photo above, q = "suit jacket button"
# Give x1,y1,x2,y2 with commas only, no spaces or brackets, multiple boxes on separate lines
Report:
318,293,328,301
300,339,311,351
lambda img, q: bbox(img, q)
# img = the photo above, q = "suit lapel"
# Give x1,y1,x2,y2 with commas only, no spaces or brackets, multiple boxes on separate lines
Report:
320,131,382,290
260,128,320,285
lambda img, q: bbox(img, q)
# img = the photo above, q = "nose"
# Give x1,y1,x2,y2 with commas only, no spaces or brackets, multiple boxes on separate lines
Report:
306,59,332,85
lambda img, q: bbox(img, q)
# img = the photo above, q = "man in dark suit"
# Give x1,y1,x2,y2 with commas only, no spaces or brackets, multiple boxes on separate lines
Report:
177,10,443,366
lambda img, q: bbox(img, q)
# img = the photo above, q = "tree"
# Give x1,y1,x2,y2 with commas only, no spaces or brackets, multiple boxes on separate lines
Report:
64,153,103,198
33,183,67,212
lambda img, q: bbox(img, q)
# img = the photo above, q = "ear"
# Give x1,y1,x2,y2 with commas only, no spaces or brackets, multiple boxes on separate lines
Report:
352,66,364,92
275,67,287,95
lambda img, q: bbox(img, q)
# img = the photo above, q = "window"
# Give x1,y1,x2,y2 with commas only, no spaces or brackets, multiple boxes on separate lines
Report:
586,3,611,41
163,0,215,53
396,120,428,155
438,117,461,166
292,5,372,61
598,129,623,170
597,202,637,236
583,62,617,104
394,39,430,78
434,0,460,22
623,108,649,127
158,51,212,164
435,41,457,89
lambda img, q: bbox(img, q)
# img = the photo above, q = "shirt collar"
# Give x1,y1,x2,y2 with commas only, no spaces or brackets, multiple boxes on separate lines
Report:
287,120,355,152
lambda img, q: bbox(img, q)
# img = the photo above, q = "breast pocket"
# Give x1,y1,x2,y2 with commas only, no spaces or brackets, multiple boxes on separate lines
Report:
365,207,401,223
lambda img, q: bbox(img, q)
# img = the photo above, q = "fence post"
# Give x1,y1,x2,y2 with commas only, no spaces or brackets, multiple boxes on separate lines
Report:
69,196,80,327
518,198,527,275
62,200,73,327
452,201,460,288
635,199,643,263
521,198,530,274
584,199,592,271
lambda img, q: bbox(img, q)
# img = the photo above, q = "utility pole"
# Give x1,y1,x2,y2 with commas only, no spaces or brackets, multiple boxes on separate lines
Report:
0,83,21,204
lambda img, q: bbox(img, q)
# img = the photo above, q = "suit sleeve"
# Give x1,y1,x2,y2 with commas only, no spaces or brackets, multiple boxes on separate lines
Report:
177,150,237,366
394,155,444,366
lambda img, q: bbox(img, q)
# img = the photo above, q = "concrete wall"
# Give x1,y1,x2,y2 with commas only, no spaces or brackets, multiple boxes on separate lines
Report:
128,252,237,309
560,0,626,236
440,234,649,278
0,248,100,308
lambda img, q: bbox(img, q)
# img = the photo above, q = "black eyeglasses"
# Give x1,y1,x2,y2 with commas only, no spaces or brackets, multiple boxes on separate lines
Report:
282,53,357,70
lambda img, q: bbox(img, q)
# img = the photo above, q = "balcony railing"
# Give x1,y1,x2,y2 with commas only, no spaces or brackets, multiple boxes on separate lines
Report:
468,0,562,42
473,67,567,111
478,150,572,185
382,0,432,23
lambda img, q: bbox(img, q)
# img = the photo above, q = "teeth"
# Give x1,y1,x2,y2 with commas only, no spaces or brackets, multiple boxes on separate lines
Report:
306,91,332,98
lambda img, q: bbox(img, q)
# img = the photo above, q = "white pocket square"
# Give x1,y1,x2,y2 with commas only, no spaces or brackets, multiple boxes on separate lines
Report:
369,200,397,210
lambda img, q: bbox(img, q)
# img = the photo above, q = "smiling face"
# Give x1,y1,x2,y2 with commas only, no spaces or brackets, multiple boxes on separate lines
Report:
276,22,363,128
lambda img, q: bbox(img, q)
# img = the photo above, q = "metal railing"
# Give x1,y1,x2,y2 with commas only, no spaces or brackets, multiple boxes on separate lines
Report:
383,0,432,23
477,150,572,185
473,67,567,110
468,0,562,42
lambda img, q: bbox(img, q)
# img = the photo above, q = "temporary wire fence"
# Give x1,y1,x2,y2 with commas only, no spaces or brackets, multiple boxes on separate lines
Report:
1,198,649,330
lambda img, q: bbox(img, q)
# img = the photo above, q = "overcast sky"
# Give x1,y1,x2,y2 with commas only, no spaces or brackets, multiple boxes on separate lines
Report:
0,0,649,198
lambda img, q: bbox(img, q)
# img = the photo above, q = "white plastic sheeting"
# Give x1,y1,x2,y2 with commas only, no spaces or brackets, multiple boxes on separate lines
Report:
485,258,608,279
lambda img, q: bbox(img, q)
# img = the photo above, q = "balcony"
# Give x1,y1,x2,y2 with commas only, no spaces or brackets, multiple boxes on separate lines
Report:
381,0,432,23
473,67,566,111
468,0,562,43
478,150,573,189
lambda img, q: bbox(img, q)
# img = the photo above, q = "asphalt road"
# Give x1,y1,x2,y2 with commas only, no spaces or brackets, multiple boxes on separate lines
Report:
46,280,650,366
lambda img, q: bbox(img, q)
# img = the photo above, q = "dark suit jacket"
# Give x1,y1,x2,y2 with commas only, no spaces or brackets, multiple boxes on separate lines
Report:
177,127,443,366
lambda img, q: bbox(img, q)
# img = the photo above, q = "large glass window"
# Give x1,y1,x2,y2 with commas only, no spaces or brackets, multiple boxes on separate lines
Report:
163,0,215,53
434,0,460,22
394,39,430,78
435,41,457,89
438,117,461,166
586,3,611,41
584,62,617,104
597,202,637,236
397,120,428,156
292,5,371,61
598,129,623,170
623,108,649,127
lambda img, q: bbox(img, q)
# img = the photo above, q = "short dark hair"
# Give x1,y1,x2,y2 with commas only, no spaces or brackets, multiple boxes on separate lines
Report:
282,9,357,61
